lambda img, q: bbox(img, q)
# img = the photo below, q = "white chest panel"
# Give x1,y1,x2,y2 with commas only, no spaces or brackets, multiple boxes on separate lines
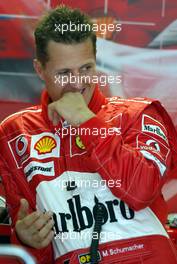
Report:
36,172,168,259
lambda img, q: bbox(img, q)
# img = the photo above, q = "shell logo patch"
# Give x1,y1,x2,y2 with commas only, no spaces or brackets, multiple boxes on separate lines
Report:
34,136,57,154
76,136,85,149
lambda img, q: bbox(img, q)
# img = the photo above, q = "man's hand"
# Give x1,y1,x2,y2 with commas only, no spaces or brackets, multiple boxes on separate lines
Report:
15,199,54,249
48,92,95,126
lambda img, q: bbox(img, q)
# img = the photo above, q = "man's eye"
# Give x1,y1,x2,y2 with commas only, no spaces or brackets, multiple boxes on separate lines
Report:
56,71,69,76
80,65,92,73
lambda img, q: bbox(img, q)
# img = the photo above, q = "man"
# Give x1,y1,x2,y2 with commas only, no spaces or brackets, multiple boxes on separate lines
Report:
0,5,177,264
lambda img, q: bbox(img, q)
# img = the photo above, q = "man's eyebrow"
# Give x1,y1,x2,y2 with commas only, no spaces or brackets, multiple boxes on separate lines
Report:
80,62,94,68
55,62,94,74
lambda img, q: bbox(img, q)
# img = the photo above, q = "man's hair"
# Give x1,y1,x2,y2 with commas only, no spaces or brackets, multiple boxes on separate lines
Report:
34,5,96,66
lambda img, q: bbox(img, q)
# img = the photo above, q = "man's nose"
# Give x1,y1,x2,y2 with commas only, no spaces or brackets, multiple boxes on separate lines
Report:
68,71,84,90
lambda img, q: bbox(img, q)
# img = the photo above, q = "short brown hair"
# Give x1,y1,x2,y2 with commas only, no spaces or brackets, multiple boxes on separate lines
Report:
34,5,96,66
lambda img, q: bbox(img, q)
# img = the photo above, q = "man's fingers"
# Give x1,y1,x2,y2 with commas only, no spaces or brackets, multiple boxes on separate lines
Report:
53,111,60,126
33,218,54,242
38,230,55,249
22,211,42,229
48,104,60,125
48,104,54,122
28,212,53,234
17,199,29,220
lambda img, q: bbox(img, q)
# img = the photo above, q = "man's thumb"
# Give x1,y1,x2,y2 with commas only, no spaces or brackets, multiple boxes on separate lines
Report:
17,198,29,220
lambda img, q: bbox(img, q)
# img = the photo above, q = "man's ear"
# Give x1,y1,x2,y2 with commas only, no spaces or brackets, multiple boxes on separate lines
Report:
33,59,45,80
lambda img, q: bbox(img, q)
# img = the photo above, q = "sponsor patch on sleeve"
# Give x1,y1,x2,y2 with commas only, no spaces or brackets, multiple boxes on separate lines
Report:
136,133,170,176
140,150,166,176
8,134,31,168
30,132,60,159
142,114,168,143
24,161,55,182
136,134,170,163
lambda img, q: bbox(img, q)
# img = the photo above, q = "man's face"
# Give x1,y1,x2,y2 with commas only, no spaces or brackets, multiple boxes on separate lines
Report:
35,38,96,105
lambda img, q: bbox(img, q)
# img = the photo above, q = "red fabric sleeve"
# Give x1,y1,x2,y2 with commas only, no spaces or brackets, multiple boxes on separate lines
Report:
79,103,176,211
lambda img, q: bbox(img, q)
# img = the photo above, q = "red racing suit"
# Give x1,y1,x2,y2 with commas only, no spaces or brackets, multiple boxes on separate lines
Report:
0,85,177,264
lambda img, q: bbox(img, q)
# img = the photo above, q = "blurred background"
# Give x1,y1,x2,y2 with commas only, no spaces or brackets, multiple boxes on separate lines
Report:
0,0,176,222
